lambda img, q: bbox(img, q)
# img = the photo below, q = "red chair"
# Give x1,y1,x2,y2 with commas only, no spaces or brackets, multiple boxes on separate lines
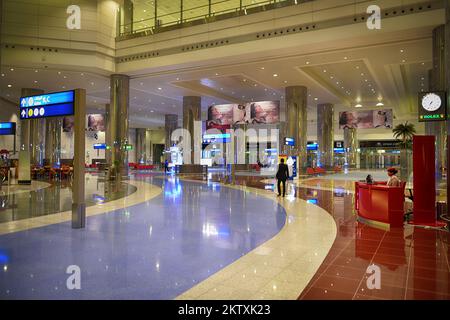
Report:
306,167,315,175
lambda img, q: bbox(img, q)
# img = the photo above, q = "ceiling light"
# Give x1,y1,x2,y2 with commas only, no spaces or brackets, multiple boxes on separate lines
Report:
306,61,310,65
344,56,348,60
176,77,180,80
58,72,61,75
260,67,265,70
91,82,94,85
402,59,406,63
62,86,66,89
360,73,364,76
400,49,404,53
323,69,327,73
81,73,84,76
376,102,384,106
215,73,219,76
34,80,38,83
355,104,362,108
35,70,38,73
356,66,360,69
283,80,288,83
243,79,247,82
10,68,14,71
7,84,12,88
314,97,318,101
1,74,4,77
63,76,67,79
150,110,154,112
158,87,162,90
273,74,278,77
140,82,143,85
253,84,257,87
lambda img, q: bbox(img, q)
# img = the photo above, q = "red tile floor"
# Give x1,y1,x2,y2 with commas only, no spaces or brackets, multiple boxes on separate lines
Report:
196,173,450,300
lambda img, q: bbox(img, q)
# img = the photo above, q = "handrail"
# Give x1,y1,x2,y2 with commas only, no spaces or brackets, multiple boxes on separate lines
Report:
119,0,312,38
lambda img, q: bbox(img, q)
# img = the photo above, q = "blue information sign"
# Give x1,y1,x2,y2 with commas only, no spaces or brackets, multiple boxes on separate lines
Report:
93,143,107,150
285,137,295,146
19,90,75,120
0,122,16,135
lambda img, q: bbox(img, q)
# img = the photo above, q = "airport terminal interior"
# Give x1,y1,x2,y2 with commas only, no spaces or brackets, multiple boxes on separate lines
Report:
0,0,450,300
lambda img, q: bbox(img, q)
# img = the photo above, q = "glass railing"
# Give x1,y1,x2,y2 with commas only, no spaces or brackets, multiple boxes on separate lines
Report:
118,0,313,40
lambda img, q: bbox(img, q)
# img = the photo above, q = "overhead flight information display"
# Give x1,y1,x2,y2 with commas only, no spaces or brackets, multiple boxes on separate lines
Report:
20,90,75,119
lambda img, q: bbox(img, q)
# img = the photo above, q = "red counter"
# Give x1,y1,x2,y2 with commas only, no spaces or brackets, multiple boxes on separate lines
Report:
355,181,406,228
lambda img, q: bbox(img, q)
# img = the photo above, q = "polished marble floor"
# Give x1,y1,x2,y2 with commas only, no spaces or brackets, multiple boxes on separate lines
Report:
0,175,137,223
204,170,450,300
1,169,449,300
0,174,285,299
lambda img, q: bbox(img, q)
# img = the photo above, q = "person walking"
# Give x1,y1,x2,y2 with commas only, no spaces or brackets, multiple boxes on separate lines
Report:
164,159,169,173
276,158,289,197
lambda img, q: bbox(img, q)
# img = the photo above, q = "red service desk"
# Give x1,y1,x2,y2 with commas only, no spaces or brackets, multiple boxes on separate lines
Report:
355,181,406,228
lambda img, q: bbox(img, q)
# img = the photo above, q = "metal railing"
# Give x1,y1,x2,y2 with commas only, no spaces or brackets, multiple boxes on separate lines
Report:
118,0,313,40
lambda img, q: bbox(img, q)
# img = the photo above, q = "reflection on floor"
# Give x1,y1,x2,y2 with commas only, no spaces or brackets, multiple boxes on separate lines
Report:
0,174,285,299
200,170,450,300
0,175,137,223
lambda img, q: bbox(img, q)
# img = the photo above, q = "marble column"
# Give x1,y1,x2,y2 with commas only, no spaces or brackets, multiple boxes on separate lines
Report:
426,25,446,179
135,128,147,164
106,74,130,179
285,86,307,172
20,88,45,166
317,103,334,169
344,128,357,168
165,114,178,151
45,118,62,166
183,96,201,164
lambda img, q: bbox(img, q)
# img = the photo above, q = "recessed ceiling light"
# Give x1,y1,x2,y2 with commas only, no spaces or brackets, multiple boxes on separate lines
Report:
34,80,38,83
91,82,94,85
355,104,363,108
215,73,219,76
283,80,288,83
344,56,348,60
260,67,265,70
264,88,267,91
421,62,425,66
356,66,360,69
402,59,406,63
63,76,67,79
376,102,384,106
360,73,364,76
10,68,14,71
81,73,84,76
314,97,318,101
243,79,247,82
176,77,180,80
330,76,334,79
35,70,38,73
7,84,12,88
273,74,278,77
158,87,162,90
140,82,143,85
150,110,154,112
306,61,310,65
400,49,404,53
58,71,61,75
323,69,327,73
1,74,4,77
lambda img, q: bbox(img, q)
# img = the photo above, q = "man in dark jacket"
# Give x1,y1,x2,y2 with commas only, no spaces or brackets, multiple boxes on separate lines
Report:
276,158,289,197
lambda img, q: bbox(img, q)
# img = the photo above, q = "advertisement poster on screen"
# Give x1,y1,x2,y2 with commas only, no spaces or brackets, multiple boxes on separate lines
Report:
207,101,280,129
339,109,393,129
63,116,74,133
248,101,280,124
87,114,105,132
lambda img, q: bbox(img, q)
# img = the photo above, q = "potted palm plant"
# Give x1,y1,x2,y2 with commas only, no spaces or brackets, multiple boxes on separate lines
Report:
392,121,416,181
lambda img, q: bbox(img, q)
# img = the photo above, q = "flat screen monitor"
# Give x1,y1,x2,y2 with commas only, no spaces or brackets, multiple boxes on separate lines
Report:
0,122,16,135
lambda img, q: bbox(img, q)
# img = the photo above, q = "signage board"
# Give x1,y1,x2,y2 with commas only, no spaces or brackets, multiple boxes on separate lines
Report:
285,137,295,146
20,90,75,120
93,143,107,150
0,122,16,135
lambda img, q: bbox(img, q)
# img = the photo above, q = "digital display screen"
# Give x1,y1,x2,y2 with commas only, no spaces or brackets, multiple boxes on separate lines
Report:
93,143,107,150
203,133,231,144
0,122,16,135
307,143,318,151
285,137,295,146
20,90,75,120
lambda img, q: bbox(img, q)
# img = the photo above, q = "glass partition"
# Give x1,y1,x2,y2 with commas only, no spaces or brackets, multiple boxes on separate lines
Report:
119,0,313,37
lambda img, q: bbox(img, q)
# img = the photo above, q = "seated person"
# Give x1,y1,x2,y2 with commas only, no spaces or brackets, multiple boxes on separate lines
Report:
386,167,401,187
